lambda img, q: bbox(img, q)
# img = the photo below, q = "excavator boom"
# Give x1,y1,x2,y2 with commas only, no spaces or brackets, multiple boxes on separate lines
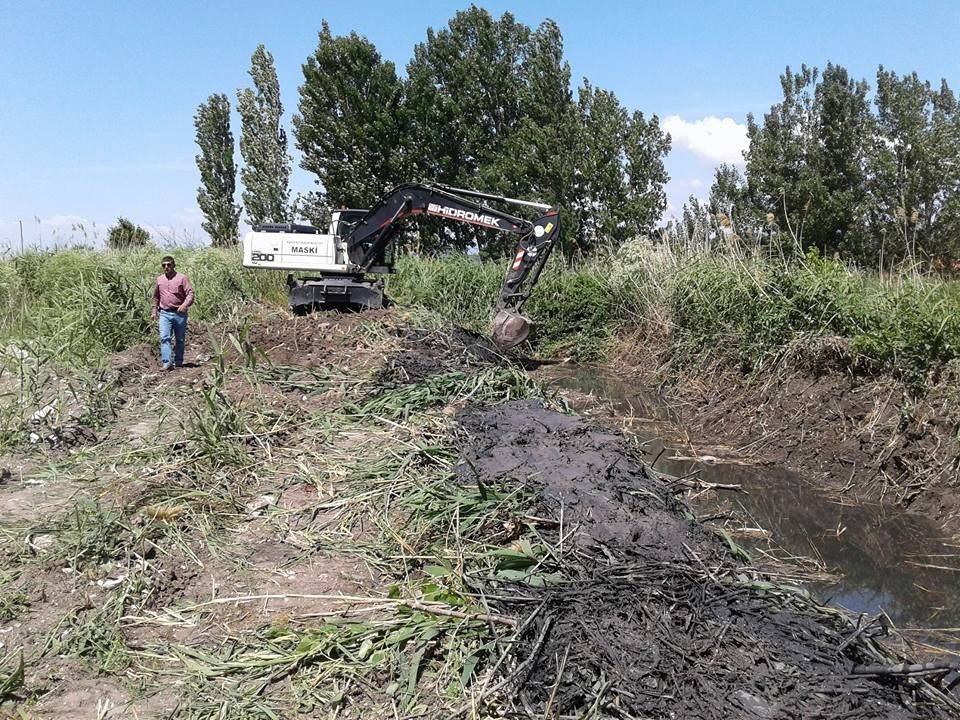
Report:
242,182,561,349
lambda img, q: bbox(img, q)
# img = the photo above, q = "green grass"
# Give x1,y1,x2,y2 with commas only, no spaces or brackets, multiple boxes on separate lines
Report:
391,245,960,385
0,246,287,450
0,246,286,370
2,242,958,395
665,249,960,383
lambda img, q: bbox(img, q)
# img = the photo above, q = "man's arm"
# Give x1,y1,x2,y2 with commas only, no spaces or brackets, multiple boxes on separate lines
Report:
178,276,196,312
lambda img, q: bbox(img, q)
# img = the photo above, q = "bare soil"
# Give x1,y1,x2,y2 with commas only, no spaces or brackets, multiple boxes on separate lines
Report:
611,329,960,535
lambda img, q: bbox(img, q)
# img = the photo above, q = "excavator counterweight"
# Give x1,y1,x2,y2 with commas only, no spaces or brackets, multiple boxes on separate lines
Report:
242,183,560,350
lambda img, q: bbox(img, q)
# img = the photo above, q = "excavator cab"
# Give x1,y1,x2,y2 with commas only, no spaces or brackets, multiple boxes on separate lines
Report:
330,209,369,238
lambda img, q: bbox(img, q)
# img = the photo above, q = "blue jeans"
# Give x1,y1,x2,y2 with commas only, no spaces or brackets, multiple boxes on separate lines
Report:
159,310,188,366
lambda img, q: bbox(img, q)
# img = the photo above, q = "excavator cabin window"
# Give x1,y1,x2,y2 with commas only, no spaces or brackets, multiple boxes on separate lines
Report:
333,209,368,238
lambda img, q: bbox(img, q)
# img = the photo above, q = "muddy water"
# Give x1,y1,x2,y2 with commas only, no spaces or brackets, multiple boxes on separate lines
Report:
543,365,960,639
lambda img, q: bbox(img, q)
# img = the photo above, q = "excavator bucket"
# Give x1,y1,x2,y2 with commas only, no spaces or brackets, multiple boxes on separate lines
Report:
491,308,531,350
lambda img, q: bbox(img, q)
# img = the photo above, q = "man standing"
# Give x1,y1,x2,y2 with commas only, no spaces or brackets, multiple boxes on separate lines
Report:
151,256,195,370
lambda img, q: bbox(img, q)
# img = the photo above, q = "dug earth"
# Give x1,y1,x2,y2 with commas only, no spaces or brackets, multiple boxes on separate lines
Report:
0,308,957,718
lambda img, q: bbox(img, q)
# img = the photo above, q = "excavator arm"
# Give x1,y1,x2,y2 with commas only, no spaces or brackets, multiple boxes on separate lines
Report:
345,183,561,348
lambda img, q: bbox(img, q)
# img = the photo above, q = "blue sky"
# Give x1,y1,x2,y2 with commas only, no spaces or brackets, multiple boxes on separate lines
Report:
1,0,959,249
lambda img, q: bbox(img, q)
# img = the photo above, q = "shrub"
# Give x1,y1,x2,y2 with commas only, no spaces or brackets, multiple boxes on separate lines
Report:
0,247,286,368
106,217,151,250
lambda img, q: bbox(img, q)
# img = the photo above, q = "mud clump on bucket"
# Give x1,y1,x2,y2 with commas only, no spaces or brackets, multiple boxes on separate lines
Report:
456,400,958,719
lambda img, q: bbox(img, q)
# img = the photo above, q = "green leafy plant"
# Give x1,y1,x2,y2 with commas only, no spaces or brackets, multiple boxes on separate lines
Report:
106,217,152,250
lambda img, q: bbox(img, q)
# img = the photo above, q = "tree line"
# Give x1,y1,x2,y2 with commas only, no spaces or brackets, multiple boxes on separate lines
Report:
193,7,671,258
194,8,959,267
698,63,960,266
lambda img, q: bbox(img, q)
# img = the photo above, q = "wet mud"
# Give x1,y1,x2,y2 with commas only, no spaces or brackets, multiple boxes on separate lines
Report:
457,400,960,718
375,322,507,388
547,365,960,646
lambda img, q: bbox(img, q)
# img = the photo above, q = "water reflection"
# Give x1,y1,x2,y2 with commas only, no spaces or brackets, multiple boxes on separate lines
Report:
545,365,960,634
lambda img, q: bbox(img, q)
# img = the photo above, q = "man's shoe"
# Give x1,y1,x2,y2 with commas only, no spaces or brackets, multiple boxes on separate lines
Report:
160,363,173,371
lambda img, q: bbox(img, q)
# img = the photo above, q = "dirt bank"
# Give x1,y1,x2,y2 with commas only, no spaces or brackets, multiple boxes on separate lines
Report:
610,331,960,535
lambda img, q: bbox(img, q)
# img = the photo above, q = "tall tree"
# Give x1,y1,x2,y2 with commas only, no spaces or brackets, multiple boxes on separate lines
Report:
237,44,291,226
623,110,670,238
289,11,670,257
491,19,579,255
570,80,629,253
294,21,406,218
494,20,572,196
745,64,871,256
560,81,672,256
812,63,872,256
709,164,748,221
406,7,531,190
194,94,241,247
868,68,960,262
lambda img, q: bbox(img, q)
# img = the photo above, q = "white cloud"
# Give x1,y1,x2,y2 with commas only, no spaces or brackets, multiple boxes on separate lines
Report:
663,116,748,165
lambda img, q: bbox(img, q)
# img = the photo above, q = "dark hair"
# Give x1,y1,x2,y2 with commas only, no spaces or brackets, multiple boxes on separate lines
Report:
161,255,175,264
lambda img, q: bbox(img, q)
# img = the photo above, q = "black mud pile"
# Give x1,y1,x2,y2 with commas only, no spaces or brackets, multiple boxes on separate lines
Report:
375,323,506,388
457,400,959,719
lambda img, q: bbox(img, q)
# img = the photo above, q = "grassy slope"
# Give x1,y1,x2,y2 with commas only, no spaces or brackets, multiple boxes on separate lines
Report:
0,247,287,368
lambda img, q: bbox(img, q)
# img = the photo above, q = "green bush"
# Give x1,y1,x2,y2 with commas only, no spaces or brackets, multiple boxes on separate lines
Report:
106,217,151,250
666,249,960,382
2,243,958,386
525,268,631,359
390,255,632,360
392,245,960,381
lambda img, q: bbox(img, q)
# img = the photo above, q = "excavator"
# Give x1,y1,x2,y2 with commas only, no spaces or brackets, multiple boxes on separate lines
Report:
242,182,561,350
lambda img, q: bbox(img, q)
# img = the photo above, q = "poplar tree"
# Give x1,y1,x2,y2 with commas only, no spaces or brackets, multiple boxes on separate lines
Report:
745,64,872,257
294,21,406,214
194,93,241,247
623,110,670,238
405,7,531,189
869,68,960,261
238,44,291,226
571,81,630,253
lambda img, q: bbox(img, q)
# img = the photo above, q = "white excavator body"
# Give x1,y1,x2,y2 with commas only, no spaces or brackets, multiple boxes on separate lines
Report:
242,210,368,273
240,184,561,349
